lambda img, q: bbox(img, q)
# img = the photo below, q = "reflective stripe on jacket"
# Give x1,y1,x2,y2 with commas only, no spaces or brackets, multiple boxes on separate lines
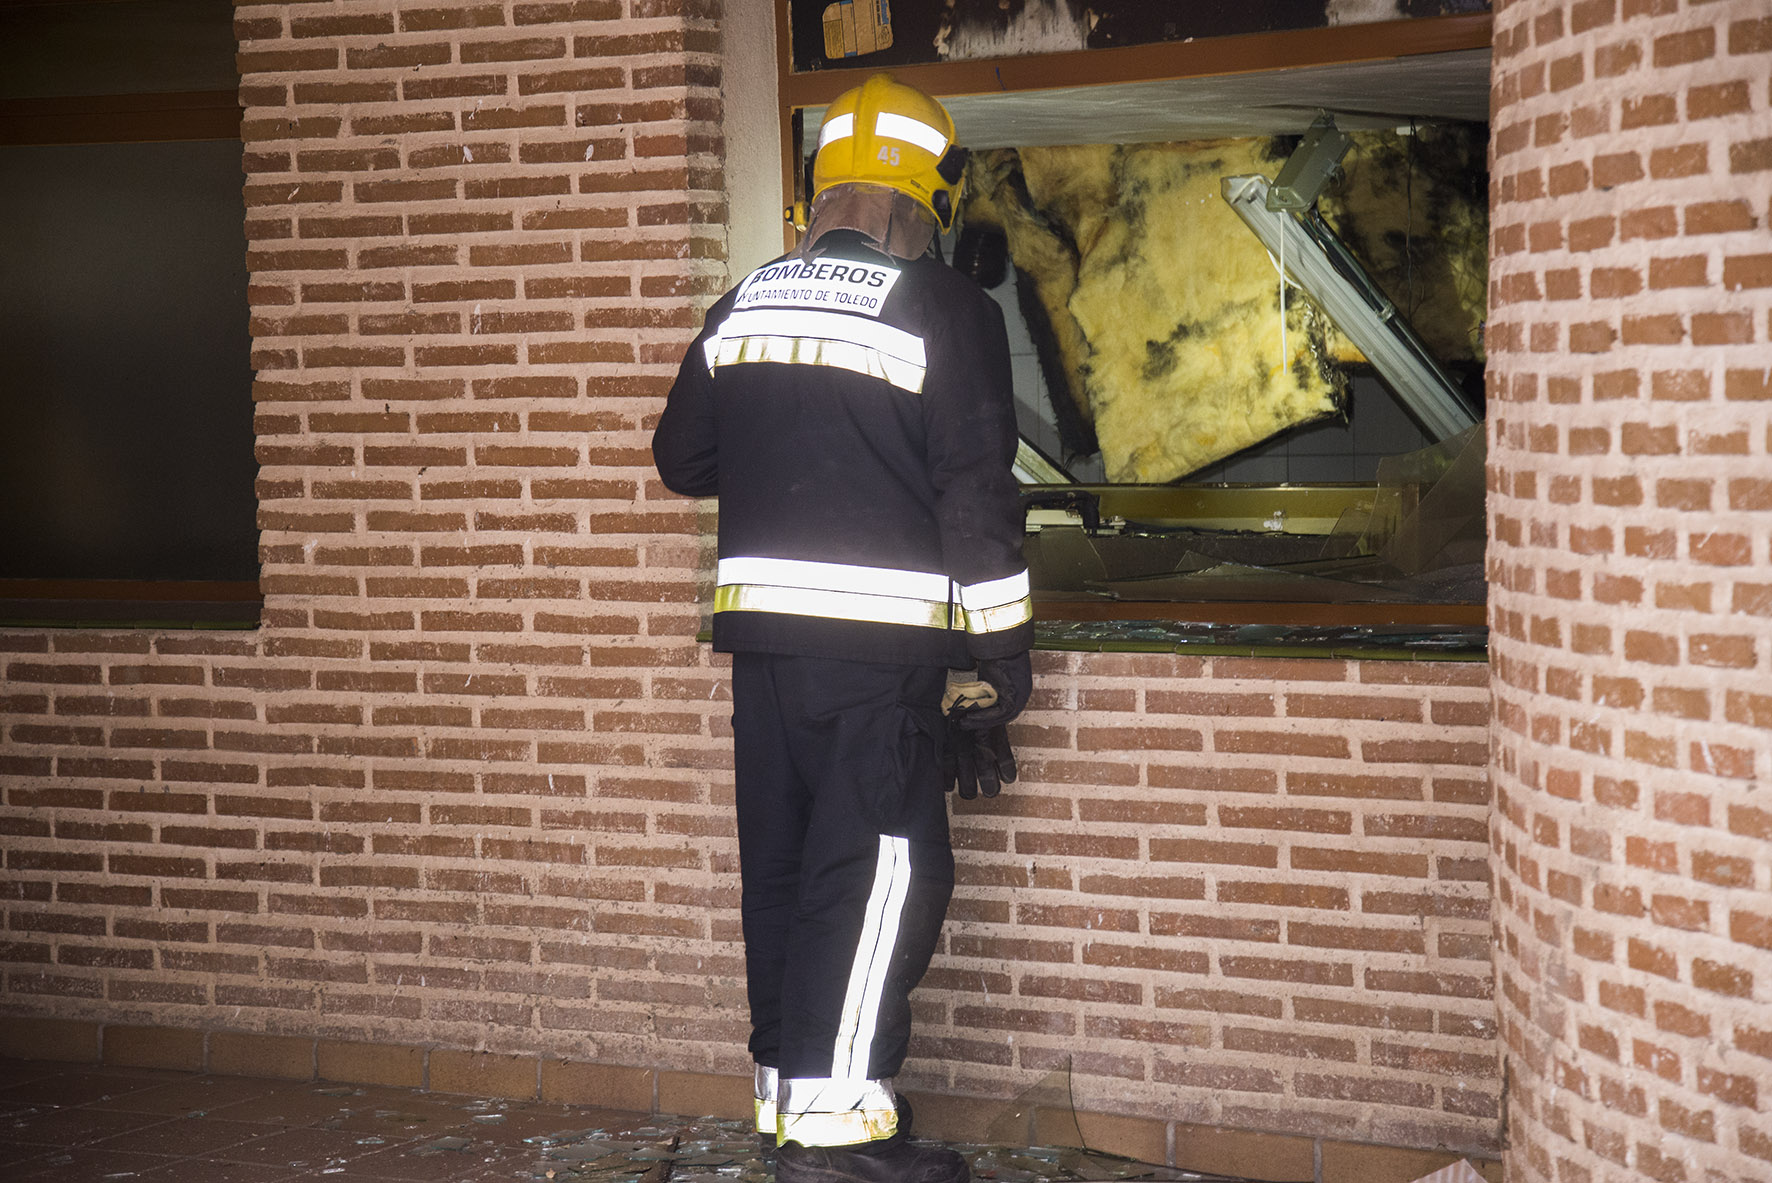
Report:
714,557,1032,638
653,233,1033,667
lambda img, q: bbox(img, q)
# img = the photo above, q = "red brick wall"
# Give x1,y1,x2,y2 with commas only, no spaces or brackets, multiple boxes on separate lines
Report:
931,654,1498,1153
1487,0,1772,1179
5,0,737,1063
2,630,1498,1150
3,0,1499,1158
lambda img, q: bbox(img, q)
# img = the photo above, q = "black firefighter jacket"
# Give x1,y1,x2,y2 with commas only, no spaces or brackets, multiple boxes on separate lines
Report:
652,232,1034,668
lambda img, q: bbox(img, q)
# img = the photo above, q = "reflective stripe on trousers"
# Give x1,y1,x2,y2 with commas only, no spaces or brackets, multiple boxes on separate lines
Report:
777,837,910,1147
778,1076,900,1147
753,1063,779,1139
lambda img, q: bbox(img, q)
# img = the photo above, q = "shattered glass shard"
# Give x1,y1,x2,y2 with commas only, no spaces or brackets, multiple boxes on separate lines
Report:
524,1128,606,1147
418,1135,473,1154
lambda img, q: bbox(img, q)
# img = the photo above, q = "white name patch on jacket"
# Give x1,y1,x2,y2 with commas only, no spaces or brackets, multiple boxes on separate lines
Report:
733,259,902,317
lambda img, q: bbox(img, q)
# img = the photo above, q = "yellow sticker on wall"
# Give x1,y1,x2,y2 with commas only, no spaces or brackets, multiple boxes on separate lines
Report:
822,0,894,59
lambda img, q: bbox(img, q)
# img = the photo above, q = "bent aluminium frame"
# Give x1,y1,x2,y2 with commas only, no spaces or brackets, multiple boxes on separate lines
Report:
1221,172,1480,442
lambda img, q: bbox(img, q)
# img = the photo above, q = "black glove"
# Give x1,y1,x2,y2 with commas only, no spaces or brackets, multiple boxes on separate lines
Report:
953,652,1031,731
943,718,1017,800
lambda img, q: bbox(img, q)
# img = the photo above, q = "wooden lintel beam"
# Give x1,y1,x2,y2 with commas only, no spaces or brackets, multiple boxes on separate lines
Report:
781,13,1492,108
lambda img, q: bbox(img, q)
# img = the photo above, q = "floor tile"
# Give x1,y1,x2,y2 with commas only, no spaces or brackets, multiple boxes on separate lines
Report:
454,1162,549,1183
95,1073,291,1117
0,1097,43,1121
200,1084,368,1129
213,1124,397,1172
319,1092,493,1137
0,1069,174,1109
443,1104,649,1147
0,1141,57,1171
12,1145,181,1181
5,1103,169,1146
90,1113,280,1157
0,1062,63,1089
336,1136,529,1180
131,1157,310,1183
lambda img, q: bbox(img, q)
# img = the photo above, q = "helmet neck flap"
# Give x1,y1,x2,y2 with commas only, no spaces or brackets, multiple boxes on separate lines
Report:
795,183,937,263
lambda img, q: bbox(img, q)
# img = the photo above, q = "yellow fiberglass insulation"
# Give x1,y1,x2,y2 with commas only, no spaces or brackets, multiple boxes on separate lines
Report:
962,125,1487,483
1062,140,1342,483
1316,124,1488,365
963,149,1099,445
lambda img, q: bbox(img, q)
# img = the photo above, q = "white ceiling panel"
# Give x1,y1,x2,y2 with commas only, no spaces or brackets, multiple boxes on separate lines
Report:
802,48,1490,149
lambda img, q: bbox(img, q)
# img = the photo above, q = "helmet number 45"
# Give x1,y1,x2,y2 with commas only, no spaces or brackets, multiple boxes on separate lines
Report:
877,145,901,167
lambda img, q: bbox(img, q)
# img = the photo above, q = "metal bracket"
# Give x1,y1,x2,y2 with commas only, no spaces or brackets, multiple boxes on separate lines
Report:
1265,111,1353,212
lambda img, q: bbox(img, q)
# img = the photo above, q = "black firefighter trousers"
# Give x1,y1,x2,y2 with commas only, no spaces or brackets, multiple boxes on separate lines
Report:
732,652,954,1148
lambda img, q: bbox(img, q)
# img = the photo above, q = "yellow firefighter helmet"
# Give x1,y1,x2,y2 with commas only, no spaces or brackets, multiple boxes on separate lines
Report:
811,74,968,231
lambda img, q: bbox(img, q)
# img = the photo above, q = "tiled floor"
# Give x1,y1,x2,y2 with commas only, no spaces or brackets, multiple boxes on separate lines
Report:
0,1058,746,1182
0,1058,1208,1183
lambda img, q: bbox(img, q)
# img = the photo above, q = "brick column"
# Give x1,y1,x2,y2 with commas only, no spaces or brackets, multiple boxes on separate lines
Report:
1487,1,1772,1179
231,0,737,1064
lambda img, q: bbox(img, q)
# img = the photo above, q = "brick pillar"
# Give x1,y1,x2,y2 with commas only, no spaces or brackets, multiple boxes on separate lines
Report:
1487,1,1772,1179
231,1,737,1064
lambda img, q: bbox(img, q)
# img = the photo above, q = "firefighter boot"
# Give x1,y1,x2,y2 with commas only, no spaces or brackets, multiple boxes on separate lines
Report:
775,1134,967,1183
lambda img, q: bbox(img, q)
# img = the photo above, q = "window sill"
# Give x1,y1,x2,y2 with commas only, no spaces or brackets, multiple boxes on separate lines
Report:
0,580,262,630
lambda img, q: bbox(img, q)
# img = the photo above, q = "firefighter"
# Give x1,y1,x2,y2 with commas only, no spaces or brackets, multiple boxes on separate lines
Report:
652,74,1032,1183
